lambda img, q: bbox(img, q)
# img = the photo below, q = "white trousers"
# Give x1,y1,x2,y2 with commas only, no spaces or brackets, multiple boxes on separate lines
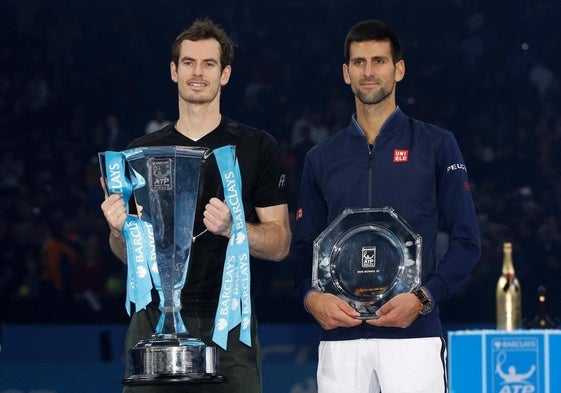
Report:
317,337,447,393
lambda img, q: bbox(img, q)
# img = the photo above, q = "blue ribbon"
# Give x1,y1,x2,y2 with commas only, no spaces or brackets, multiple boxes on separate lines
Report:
212,146,252,349
142,221,167,333
104,151,158,316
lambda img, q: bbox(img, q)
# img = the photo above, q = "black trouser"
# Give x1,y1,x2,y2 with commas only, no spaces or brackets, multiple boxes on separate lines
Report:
123,307,262,393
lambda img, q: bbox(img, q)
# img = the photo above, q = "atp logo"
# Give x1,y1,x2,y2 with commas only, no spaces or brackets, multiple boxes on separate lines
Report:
491,337,539,393
362,246,376,268
149,158,172,190
495,352,536,393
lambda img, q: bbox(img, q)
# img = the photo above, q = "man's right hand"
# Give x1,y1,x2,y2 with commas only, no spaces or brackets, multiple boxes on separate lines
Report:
100,192,129,263
101,193,127,236
305,291,363,330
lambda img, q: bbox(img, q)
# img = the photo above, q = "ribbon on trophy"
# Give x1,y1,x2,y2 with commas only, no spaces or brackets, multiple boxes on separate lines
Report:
212,145,252,349
103,151,159,316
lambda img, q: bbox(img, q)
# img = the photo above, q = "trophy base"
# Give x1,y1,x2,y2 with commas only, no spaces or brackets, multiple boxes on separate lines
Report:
123,334,226,386
352,302,381,320
123,373,227,386
357,313,379,320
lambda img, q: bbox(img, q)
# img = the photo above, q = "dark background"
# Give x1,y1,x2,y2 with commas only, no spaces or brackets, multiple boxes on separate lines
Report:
1,0,560,328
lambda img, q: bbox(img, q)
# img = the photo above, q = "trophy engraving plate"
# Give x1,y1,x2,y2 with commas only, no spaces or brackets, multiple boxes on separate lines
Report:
149,158,173,191
313,207,422,318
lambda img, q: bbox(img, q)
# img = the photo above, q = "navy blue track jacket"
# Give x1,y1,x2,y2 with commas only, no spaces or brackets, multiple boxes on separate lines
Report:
293,107,481,340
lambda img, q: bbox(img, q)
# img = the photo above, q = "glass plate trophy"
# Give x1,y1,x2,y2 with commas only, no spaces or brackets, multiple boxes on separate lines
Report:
312,207,422,318
99,146,226,385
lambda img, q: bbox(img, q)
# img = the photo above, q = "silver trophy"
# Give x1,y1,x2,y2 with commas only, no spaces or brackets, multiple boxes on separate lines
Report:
99,146,226,385
313,207,422,319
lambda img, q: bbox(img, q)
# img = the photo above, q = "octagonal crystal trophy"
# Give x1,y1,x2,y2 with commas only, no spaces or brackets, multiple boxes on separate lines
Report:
312,207,422,318
99,146,226,385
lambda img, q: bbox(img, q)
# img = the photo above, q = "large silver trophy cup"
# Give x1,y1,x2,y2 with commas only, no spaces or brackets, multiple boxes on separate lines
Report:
313,207,422,319
99,146,226,385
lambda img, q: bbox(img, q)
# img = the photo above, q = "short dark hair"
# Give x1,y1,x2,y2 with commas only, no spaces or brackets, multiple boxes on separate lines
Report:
344,19,403,64
171,18,234,70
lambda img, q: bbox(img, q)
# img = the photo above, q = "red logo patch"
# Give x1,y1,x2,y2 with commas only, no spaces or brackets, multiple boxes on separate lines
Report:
296,208,303,220
393,149,409,162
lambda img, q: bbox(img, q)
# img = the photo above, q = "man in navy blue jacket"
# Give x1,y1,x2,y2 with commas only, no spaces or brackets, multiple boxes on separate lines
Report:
293,19,481,393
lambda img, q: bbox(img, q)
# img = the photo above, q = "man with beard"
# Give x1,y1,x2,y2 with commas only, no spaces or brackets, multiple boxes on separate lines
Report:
293,19,480,393
101,18,291,393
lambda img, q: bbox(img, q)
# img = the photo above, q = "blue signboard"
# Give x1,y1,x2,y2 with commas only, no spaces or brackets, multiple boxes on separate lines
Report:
449,329,561,393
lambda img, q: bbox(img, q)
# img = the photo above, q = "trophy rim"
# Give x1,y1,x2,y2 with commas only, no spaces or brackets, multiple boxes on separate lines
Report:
121,145,213,160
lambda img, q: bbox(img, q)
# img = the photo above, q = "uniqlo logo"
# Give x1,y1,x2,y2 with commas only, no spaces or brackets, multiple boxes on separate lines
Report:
393,149,409,162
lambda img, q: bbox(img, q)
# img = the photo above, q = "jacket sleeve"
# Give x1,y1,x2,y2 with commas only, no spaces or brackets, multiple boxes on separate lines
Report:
292,150,328,307
425,132,481,304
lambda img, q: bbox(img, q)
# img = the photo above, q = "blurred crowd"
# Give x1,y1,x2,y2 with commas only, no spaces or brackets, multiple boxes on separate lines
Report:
1,0,560,326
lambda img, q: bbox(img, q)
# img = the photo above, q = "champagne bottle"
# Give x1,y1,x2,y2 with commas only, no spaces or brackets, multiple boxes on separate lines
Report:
496,242,522,330
526,286,558,329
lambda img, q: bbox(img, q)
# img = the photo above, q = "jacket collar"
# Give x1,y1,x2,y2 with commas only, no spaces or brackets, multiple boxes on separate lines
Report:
348,106,407,138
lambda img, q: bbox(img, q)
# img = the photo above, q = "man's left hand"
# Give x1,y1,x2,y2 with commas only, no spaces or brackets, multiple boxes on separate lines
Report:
203,197,232,238
365,293,421,328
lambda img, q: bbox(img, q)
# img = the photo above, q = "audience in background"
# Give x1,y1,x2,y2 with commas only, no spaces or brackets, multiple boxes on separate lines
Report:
0,0,560,325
